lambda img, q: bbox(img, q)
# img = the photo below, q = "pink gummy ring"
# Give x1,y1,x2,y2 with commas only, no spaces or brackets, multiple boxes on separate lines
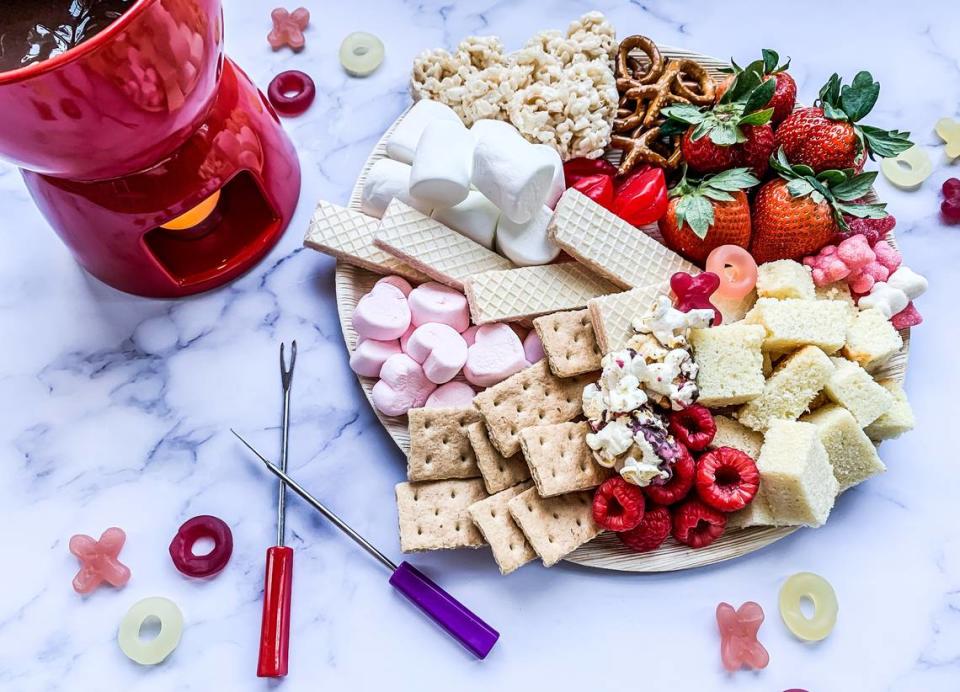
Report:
168,515,233,578
267,70,316,116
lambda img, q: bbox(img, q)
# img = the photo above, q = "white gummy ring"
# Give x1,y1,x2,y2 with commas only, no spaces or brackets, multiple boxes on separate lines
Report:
340,32,385,77
117,596,184,665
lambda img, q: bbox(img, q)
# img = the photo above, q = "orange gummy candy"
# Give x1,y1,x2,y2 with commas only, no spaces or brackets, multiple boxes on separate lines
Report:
705,245,758,300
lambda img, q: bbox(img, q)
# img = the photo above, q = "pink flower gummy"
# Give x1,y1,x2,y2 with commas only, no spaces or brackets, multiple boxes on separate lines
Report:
69,527,131,594
268,7,310,51
716,601,770,672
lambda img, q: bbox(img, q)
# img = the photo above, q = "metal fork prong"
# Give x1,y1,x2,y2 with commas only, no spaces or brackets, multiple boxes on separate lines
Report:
280,340,297,390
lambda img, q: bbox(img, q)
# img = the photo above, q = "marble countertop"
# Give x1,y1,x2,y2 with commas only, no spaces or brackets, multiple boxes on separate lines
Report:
2,1,959,690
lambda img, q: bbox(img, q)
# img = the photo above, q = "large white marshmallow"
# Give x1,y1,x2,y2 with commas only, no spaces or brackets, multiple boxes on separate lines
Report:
361,159,432,218
431,191,500,249
385,99,462,164
471,119,555,224
533,144,565,209
495,205,560,266
887,266,928,300
409,119,474,208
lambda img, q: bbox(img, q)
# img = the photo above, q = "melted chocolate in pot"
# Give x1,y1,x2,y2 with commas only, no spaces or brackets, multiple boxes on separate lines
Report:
0,0,136,73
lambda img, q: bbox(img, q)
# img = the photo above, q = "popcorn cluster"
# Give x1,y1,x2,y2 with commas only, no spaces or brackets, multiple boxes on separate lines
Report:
411,12,618,160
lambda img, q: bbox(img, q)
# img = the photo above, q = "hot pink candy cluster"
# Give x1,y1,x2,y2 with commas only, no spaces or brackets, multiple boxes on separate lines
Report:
802,234,922,330
350,277,543,416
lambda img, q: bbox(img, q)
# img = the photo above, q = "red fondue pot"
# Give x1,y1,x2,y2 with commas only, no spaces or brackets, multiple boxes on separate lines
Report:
0,0,300,297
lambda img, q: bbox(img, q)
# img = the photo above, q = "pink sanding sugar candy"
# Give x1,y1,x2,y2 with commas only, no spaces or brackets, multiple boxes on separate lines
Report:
804,246,849,286
892,302,923,329
268,7,310,52
716,601,770,672
872,240,902,274
70,528,131,594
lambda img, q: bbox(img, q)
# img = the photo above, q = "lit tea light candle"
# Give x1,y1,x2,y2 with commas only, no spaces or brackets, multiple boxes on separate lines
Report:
160,190,221,231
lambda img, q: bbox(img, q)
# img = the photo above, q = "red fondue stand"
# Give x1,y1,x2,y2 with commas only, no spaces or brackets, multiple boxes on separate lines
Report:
0,0,300,297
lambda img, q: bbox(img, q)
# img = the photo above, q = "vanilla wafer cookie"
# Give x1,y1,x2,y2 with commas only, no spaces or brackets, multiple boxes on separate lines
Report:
548,189,696,288
304,200,428,282
395,479,487,552
467,482,536,575
407,406,482,482
374,199,513,290
533,309,601,377
507,488,601,567
466,422,530,494
587,282,666,354
519,421,611,497
465,263,618,325
473,361,595,458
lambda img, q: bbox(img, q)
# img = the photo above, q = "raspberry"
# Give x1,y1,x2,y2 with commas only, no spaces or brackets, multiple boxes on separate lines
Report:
942,198,960,225
839,213,896,246
618,504,672,552
695,447,760,512
672,498,727,548
592,477,645,532
668,404,716,451
643,445,695,506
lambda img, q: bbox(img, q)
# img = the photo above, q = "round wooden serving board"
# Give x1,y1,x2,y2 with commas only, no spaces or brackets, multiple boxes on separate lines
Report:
334,45,910,572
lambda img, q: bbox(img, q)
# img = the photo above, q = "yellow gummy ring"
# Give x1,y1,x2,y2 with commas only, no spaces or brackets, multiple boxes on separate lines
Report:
117,596,184,665
779,572,838,642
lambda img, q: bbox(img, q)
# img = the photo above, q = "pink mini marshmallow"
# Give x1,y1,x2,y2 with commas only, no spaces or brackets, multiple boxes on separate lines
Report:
399,324,416,352
523,330,545,364
872,240,902,274
461,325,479,345
404,323,468,384
891,302,923,330
408,282,470,332
463,323,528,387
376,275,413,296
425,381,476,408
349,338,401,378
352,282,411,341
371,354,437,417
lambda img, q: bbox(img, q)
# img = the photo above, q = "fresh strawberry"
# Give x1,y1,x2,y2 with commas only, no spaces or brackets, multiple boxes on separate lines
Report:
664,63,776,176
668,405,716,451
716,49,797,125
618,504,672,553
592,477,645,532
750,149,889,263
658,167,758,264
695,447,760,512
644,445,695,506
672,498,727,548
775,72,912,173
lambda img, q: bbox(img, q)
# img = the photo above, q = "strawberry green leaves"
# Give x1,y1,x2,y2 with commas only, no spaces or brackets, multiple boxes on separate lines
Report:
669,167,760,239
663,64,773,148
815,71,913,160
768,148,887,231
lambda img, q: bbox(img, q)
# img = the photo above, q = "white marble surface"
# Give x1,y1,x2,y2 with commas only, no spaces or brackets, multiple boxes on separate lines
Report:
1,1,959,690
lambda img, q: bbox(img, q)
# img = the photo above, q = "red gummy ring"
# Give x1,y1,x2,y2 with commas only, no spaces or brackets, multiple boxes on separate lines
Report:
267,70,316,116
168,515,234,578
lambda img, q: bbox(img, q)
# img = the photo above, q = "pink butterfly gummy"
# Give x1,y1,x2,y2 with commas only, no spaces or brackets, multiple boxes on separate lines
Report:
69,527,131,594
716,601,770,672
671,271,722,325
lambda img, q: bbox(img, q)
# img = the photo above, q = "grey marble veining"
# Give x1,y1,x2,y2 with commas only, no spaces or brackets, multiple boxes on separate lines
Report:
1,1,958,690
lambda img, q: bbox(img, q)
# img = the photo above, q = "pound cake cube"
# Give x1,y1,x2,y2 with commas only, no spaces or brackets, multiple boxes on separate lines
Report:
802,405,885,491
816,282,857,313
865,379,916,441
756,260,815,300
737,346,834,432
690,323,766,407
727,490,776,529
756,420,838,527
843,308,903,371
823,358,894,427
708,415,764,459
745,298,849,353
